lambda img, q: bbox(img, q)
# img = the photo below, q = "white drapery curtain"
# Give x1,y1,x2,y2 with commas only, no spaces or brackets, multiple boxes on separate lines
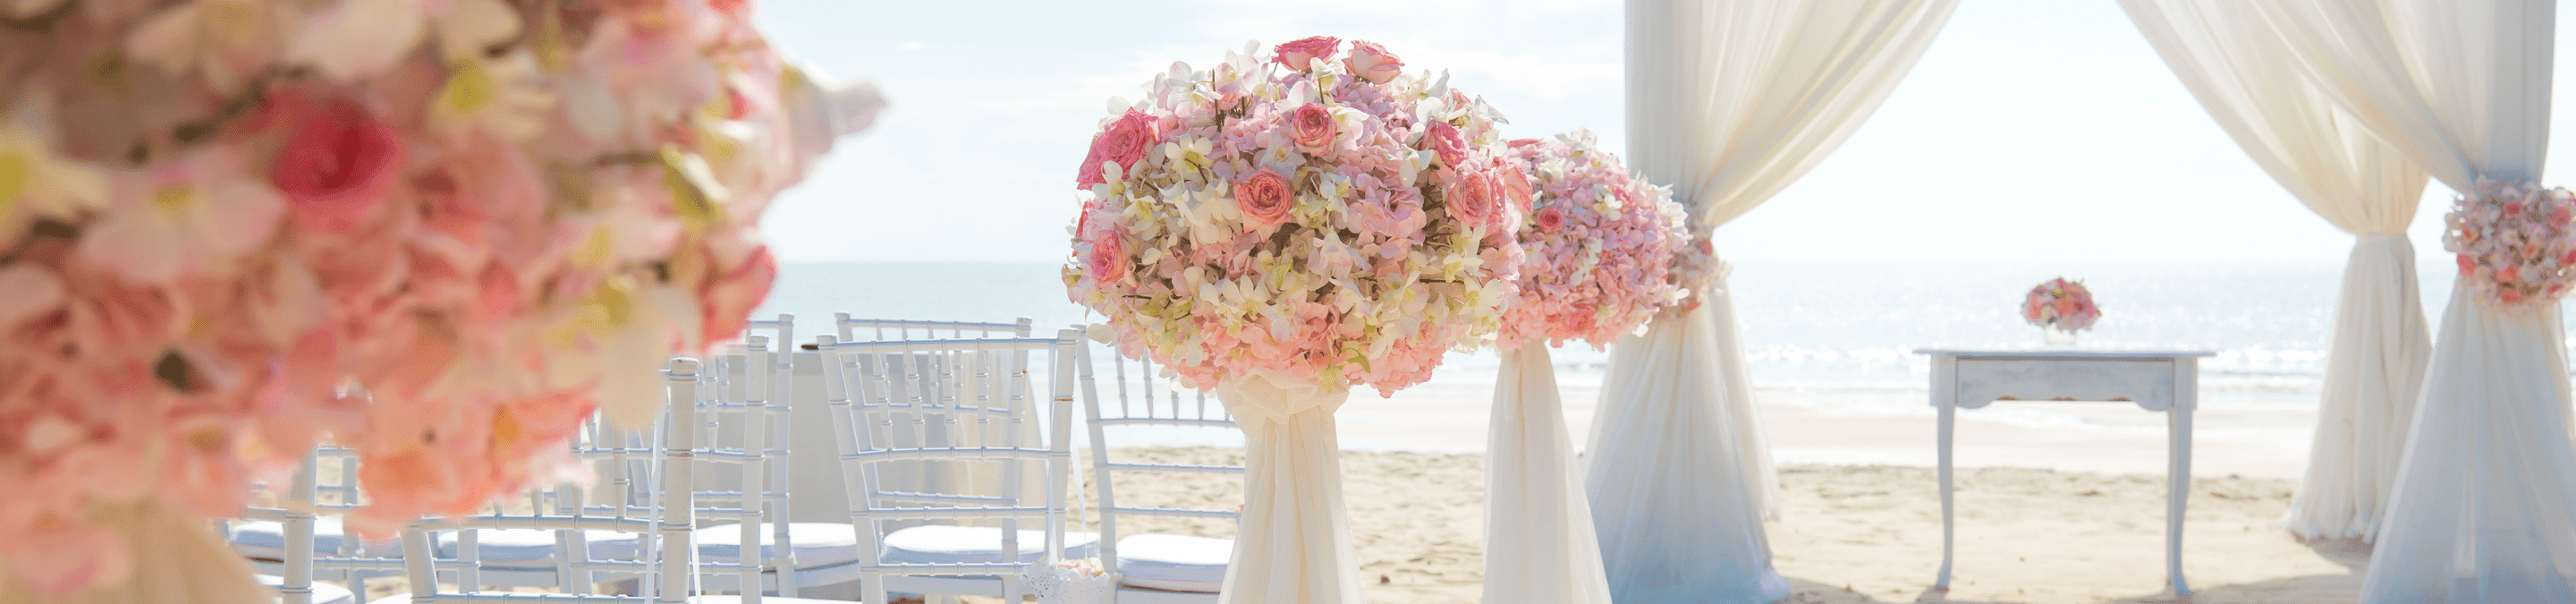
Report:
1213,375,1362,604
1482,343,1614,604
2116,0,2433,541
2255,1,2575,601
1597,2,1955,601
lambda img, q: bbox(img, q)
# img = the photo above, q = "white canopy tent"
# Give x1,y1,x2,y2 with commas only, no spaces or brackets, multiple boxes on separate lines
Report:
1581,0,2569,601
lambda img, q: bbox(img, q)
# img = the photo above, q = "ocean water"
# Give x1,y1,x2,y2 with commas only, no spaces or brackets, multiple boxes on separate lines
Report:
752,259,2540,441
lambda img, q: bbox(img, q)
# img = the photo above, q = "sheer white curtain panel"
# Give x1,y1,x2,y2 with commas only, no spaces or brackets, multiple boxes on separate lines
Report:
1598,1,1956,601
2257,1,2576,601
2116,0,2433,541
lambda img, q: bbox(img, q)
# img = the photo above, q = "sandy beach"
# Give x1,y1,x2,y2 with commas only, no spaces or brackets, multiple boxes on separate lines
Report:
350,387,2348,604
1096,447,2354,604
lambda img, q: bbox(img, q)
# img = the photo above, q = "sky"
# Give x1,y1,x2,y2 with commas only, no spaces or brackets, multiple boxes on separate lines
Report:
750,0,2576,268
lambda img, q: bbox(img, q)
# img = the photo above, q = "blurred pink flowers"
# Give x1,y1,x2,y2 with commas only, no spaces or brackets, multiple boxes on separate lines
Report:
0,0,880,595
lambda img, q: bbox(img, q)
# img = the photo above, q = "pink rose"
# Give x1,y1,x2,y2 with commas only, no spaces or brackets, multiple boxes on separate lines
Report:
1532,207,1566,231
2459,253,2478,276
1446,169,1496,225
1344,40,1404,84
2498,264,2522,283
1274,36,1341,71
1236,168,1294,228
1289,103,1335,156
1087,234,1129,284
271,92,404,233
1426,121,1467,167
2502,288,2525,302
1501,168,1534,214
1078,109,1158,187
2055,296,2077,318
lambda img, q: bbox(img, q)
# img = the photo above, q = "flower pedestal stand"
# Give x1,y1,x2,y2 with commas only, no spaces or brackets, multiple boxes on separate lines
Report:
1213,375,1362,604
1484,342,1614,604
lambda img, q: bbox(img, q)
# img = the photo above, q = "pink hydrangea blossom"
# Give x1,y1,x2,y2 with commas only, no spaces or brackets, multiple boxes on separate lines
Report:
1496,131,1689,349
0,0,873,595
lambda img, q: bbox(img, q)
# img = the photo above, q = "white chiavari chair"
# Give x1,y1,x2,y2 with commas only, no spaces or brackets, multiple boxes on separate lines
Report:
1077,328,1242,603
817,329,1093,604
689,318,846,600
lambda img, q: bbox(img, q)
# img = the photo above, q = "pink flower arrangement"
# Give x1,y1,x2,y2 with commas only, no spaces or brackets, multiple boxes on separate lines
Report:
1665,234,1728,315
1064,37,1523,397
2444,178,2576,308
2022,277,2102,331
0,0,880,594
1497,130,1690,349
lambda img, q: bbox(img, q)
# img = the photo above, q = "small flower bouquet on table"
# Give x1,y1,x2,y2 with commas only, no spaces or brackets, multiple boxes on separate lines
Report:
0,0,879,600
2445,179,2576,308
2023,277,2100,345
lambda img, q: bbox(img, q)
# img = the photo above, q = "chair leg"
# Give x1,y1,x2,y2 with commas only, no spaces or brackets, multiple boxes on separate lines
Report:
861,575,888,604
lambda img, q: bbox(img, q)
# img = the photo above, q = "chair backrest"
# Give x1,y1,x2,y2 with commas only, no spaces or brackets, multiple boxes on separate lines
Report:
815,330,1083,601
690,315,796,599
394,357,703,603
1074,329,1245,577
832,313,1032,342
823,316,1050,528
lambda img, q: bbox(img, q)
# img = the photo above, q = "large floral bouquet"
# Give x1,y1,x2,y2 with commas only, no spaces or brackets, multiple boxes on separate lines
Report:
2021,277,2100,331
1063,37,1522,396
0,0,878,594
2445,178,2576,308
1497,130,1687,349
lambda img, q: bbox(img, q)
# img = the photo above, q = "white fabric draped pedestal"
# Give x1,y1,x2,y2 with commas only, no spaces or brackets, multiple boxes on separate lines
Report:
2251,0,2575,600
1213,375,1361,604
2117,0,2433,540
1604,1,1954,600
1586,297,1786,604
1483,343,1614,604
2360,291,2576,601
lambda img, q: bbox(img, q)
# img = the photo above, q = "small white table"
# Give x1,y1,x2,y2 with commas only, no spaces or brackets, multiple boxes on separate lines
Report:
1913,348,2216,596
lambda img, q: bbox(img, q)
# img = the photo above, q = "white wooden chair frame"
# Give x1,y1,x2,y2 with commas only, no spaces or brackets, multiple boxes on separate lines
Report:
1077,333,1241,604
816,331,1082,604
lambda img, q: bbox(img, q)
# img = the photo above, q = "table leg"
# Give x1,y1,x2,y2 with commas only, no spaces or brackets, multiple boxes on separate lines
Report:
2167,406,2192,595
1936,402,1955,589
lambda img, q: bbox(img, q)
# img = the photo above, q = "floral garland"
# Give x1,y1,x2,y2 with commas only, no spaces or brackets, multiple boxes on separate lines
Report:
0,0,877,594
2021,277,2100,331
1497,130,1687,349
1063,36,1522,396
2444,178,2576,308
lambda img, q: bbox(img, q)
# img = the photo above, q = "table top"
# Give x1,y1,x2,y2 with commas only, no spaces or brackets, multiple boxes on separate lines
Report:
1912,348,2216,360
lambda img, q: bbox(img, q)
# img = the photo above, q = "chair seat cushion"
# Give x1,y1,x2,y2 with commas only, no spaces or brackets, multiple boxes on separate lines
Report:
256,574,356,604
879,524,1100,566
1113,533,1231,593
433,529,643,569
692,523,864,570
232,517,390,561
